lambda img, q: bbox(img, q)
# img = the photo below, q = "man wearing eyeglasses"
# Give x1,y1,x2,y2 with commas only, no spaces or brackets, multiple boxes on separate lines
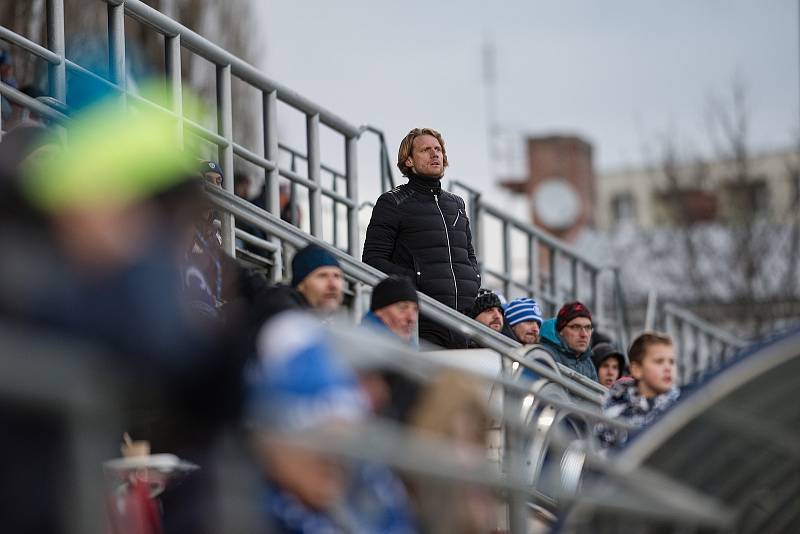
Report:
539,301,599,382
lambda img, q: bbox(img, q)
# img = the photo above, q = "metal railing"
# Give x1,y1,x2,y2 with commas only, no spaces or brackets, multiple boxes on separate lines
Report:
449,179,627,344
646,298,748,385
1,0,369,281
206,185,608,401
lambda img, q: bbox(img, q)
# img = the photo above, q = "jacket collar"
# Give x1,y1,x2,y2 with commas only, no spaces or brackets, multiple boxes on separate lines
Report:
405,172,442,196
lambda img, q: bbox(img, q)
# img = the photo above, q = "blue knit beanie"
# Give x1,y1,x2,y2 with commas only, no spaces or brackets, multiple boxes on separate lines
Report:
504,297,543,327
291,244,341,287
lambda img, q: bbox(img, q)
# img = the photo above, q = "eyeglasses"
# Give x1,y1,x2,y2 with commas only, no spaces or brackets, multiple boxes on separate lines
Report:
566,324,593,334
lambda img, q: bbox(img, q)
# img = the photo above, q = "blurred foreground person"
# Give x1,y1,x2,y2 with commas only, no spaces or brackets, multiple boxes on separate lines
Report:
247,313,417,533
596,332,680,448
408,371,497,534
362,276,419,343
0,91,249,534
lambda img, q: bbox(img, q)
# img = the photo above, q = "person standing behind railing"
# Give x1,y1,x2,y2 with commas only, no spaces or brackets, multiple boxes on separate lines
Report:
363,128,480,349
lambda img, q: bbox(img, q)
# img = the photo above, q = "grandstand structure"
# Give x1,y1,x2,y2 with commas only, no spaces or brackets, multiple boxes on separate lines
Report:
2,2,796,533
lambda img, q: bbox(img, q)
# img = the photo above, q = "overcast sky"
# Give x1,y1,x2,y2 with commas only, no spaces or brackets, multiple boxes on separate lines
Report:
255,0,798,201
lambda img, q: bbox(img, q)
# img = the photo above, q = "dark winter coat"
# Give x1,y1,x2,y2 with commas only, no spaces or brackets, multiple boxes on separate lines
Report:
539,318,599,382
362,174,480,347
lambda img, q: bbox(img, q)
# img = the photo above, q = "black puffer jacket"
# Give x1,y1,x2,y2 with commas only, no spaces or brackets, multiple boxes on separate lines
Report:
363,174,480,313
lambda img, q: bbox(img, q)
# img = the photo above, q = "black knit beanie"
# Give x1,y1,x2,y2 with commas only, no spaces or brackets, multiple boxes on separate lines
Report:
371,276,418,311
468,288,503,319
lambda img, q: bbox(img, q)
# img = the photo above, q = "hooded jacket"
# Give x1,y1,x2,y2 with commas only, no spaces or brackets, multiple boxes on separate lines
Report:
539,318,599,382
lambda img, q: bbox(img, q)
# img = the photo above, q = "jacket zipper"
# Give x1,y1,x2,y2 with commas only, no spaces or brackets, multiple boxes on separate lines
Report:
452,210,460,227
434,194,458,307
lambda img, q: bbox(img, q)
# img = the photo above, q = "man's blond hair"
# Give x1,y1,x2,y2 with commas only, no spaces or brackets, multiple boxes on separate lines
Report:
396,127,448,177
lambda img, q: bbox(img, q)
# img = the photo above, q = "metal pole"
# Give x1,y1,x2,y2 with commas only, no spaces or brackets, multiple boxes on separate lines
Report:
216,64,235,256
165,34,183,147
107,1,126,92
530,235,540,299
502,220,511,297
263,90,282,281
549,249,559,310
472,191,483,273
345,135,359,257
332,174,339,248
306,113,322,238
644,289,658,331
570,258,579,300
588,268,598,319
504,387,527,534
289,154,298,226
46,0,66,103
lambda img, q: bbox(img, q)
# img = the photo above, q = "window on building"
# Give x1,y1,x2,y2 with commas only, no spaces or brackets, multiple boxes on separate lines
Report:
724,179,769,220
610,192,637,226
654,188,718,225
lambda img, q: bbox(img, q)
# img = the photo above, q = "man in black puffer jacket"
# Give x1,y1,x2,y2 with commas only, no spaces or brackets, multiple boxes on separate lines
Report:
363,127,480,348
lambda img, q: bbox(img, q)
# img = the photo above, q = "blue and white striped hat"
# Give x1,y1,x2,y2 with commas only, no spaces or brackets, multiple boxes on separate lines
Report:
504,297,543,327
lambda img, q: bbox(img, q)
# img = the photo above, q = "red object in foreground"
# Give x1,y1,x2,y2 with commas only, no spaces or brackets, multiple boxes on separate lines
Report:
107,476,163,534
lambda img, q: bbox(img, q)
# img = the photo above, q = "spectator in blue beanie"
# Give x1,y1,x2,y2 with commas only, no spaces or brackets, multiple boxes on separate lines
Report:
291,244,344,316
504,297,543,345
246,313,418,533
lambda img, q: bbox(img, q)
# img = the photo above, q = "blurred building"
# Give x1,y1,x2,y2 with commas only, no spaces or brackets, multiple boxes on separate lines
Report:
498,135,595,242
499,134,798,234
596,147,799,230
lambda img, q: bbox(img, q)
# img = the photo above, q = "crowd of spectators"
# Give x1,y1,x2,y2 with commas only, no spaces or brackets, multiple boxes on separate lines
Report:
0,82,686,533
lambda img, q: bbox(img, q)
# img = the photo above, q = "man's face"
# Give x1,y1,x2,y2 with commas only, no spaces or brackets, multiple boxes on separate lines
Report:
204,171,223,187
297,266,344,314
512,320,540,344
560,318,592,354
374,301,419,341
597,358,621,388
235,180,250,198
631,343,675,397
475,307,503,332
406,134,444,177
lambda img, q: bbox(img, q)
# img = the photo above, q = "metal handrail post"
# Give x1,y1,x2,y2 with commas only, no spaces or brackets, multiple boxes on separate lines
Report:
571,258,579,300
46,0,66,103
471,190,483,274
263,90,282,281
590,268,599,322
216,64,235,255
502,220,511,297
164,34,183,147
549,249,559,313
332,173,340,248
306,113,322,238
107,1,126,94
345,135,359,257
